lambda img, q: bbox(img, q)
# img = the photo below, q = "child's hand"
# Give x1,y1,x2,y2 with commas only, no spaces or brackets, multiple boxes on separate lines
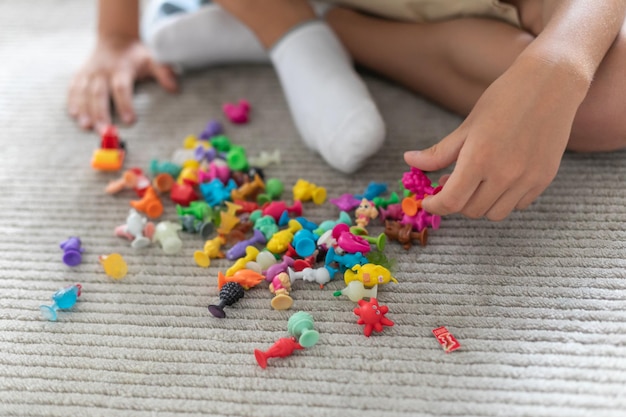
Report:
67,37,178,131
404,56,587,221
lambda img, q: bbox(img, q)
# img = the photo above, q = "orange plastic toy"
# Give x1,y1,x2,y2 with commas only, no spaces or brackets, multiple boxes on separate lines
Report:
130,186,163,218
217,269,265,290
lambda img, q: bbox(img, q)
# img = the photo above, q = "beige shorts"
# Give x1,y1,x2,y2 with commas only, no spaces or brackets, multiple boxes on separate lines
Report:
325,0,521,27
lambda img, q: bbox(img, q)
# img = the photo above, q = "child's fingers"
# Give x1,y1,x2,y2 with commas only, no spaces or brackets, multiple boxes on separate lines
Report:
150,62,178,93
421,160,481,216
73,76,92,130
88,76,111,131
404,132,465,172
484,186,531,221
110,71,136,125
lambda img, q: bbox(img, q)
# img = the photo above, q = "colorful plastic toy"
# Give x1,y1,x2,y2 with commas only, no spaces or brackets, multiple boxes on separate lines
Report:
99,253,128,280
287,311,319,348
149,159,182,179
332,223,371,254
291,229,318,257
130,186,163,219
324,247,368,278
354,198,379,229
254,337,303,369
245,250,277,274
355,182,388,201
170,182,199,206
208,281,245,318
194,145,217,163
353,298,394,337
209,134,232,152
40,283,82,321
262,200,302,222
199,119,223,140
115,209,155,249
194,235,226,268
223,99,250,124
153,221,183,255
248,150,281,168
269,272,293,310
329,193,361,212
152,173,175,193
218,267,265,290
379,203,404,222
231,174,264,201
225,246,260,277
344,263,398,288
333,281,378,302
105,168,149,195
226,145,248,171
264,255,294,283
292,179,326,205
432,326,461,353
373,192,399,209
384,220,428,249
313,211,352,236
350,227,387,252
198,161,231,184
267,219,303,254
402,167,435,199
180,215,214,239
226,229,267,260
91,125,125,171
287,266,331,288
200,178,237,207
59,237,84,266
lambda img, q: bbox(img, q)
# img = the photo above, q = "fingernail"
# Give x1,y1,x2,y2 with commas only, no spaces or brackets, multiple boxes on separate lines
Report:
79,116,90,127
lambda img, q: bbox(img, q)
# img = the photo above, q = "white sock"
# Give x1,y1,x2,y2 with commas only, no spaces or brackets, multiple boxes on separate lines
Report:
269,20,386,174
142,2,268,70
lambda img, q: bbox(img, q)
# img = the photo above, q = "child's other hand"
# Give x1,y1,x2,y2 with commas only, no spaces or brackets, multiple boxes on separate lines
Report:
67,37,178,131
404,56,585,221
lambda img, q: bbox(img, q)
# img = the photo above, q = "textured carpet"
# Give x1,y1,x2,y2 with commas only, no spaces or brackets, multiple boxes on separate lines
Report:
1,1,626,416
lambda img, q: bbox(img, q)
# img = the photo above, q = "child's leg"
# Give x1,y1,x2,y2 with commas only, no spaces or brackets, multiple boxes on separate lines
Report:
325,6,626,152
141,0,268,69
212,0,386,174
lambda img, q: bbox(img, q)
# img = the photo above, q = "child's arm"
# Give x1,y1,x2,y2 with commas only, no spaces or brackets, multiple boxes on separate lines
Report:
404,0,626,221
67,0,178,131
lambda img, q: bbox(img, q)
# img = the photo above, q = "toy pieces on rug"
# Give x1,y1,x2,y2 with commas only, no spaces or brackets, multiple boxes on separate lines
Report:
59,236,84,267
432,326,461,353
92,125,125,171
40,283,82,321
353,298,394,337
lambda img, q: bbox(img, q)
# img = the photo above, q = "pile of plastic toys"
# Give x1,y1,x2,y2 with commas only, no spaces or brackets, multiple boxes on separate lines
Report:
45,100,455,368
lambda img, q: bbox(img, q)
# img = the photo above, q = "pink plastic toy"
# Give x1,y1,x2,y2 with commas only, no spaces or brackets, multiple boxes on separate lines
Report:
332,223,371,254
262,200,303,222
223,99,250,124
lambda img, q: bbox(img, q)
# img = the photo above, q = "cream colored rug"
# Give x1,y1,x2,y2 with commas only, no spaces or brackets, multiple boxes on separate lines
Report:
1,1,626,416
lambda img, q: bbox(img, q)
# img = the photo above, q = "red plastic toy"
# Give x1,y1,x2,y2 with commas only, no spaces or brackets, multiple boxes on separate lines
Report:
92,125,125,171
353,298,394,337
254,336,303,369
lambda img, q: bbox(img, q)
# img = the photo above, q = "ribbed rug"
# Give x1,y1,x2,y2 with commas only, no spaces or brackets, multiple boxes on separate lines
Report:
1,1,625,416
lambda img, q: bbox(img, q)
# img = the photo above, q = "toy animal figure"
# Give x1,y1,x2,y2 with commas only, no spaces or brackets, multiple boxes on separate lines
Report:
115,209,155,249
384,220,428,249
354,198,379,229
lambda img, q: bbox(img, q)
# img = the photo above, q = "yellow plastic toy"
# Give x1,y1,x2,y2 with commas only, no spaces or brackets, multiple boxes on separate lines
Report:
99,253,128,280
226,246,260,277
193,236,226,268
292,179,327,205
266,219,302,254
344,263,398,288
91,148,125,171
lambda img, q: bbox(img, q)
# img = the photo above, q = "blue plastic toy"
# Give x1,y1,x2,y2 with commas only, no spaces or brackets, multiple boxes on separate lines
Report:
40,284,82,321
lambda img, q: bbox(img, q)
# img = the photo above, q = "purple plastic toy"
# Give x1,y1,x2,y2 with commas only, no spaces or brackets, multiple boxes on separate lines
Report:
199,120,223,140
329,193,361,212
60,237,84,267
226,229,267,260
264,255,295,283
